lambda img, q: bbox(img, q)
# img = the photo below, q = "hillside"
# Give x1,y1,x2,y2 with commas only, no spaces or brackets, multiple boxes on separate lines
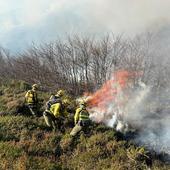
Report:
0,81,170,170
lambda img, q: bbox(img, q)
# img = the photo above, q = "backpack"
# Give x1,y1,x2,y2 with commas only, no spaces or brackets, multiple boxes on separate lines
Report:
46,95,62,110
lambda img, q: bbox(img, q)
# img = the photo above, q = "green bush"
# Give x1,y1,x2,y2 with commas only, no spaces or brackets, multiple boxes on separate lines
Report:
0,142,23,158
0,81,169,170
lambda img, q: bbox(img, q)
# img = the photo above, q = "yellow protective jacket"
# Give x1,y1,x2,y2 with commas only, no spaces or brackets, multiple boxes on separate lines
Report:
74,107,89,125
49,103,68,118
25,90,38,105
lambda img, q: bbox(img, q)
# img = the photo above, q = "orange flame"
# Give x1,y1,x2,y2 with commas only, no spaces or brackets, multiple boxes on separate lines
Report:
85,70,141,113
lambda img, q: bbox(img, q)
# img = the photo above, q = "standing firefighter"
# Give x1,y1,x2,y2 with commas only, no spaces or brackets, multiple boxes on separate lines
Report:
25,84,39,116
70,100,90,137
43,93,69,132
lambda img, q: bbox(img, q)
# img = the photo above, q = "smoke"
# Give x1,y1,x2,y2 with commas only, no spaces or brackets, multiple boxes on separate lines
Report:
133,89,170,156
1,0,170,53
88,70,170,156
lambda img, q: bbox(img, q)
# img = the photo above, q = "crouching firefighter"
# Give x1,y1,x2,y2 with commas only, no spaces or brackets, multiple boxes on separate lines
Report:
70,100,91,137
25,84,39,116
43,98,69,132
46,90,65,111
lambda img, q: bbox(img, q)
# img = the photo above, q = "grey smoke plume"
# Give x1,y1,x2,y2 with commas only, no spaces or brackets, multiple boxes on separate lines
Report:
89,76,170,156
132,87,170,156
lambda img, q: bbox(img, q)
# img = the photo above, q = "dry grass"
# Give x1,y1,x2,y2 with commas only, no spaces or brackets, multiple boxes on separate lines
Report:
0,81,170,170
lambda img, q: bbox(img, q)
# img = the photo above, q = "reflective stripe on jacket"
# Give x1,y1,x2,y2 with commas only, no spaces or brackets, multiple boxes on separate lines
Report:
74,107,89,124
79,109,89,121
25,90,38,104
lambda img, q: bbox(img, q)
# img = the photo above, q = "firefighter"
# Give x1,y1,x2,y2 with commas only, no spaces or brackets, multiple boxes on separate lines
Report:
25,84,39,116
46,90,65,111
43,98,69,131
70,100,90,137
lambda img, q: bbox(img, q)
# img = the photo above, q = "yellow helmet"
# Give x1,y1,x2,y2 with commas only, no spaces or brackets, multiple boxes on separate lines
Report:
56,89,65,97
32,84,38,89
79,100,87,106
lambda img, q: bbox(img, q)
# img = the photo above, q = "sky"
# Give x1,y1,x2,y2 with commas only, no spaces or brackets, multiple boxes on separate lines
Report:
0,0,170,53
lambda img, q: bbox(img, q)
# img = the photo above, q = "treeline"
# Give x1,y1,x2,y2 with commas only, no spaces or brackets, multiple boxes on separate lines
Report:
0,34,170,95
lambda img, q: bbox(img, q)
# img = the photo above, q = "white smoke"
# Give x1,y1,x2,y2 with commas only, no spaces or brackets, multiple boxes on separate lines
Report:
89,79,170,156
1,0,170,52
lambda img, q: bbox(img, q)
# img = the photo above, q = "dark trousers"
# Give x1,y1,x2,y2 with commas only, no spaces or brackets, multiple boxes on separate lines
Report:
27,104,38,116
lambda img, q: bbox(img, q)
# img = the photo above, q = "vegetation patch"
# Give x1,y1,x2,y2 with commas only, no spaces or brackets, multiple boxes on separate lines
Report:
0,83,170,170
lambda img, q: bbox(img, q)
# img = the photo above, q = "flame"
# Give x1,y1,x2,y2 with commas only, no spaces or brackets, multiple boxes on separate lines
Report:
87,70,133,107
85,70,142,122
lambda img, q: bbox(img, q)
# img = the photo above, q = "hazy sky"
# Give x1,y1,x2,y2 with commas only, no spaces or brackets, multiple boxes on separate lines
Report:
1,0,170,53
